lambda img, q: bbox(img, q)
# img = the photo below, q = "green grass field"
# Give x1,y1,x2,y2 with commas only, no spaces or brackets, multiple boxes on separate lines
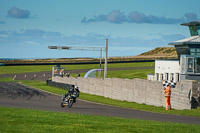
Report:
0,62,154,74
107,69,154,79
69,69,154,79
0,107,199,133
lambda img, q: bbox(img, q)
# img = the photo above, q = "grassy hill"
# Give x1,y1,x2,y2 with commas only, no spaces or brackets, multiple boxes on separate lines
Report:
108,47,178,61
139,47,177,56
133,47,178,59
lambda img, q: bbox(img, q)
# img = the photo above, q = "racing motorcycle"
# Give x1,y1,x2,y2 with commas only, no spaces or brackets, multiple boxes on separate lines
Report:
61,86,79,108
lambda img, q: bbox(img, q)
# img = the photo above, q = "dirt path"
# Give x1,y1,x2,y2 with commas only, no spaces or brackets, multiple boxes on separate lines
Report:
0,82,200,125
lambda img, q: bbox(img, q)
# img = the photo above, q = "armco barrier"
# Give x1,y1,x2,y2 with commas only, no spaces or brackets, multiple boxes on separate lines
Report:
46,80,74,90
52,76,200,110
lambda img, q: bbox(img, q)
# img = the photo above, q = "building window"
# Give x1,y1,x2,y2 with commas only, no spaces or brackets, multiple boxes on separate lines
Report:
195,57,200,73
190,48,195,53
190,48,200,55
197,26,200,35
165,73,168,80
187,58,194,73
161,74,163,80
197,49,200,55
156,73,159,81
189,26,200,36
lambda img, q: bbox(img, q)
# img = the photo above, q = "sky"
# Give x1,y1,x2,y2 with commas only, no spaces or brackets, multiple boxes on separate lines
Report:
0,0,200,59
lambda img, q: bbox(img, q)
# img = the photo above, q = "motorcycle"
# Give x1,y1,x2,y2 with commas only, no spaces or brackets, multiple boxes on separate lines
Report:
61,86,79,108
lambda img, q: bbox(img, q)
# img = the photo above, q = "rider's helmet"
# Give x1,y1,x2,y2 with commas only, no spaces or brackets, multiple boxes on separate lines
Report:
74,86,79,97
75,86,79,90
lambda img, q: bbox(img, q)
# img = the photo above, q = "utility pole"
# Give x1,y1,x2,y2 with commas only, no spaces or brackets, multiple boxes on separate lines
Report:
104,39,108,79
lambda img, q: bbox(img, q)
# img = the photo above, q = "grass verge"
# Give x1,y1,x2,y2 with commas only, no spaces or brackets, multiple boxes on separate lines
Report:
65,69,154,79
106,69,154,79
0,106,199,133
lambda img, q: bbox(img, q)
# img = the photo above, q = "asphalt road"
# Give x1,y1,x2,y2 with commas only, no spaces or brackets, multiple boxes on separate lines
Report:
0,66,154,81
0,82,200,125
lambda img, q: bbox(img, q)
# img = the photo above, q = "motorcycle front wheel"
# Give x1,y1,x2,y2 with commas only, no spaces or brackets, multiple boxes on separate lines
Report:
61,102,65,107
67,98,74,108
61,94,67,107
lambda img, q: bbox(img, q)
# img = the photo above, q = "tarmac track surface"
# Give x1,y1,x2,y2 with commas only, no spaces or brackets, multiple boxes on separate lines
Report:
0,66,154,81
0,82,200,125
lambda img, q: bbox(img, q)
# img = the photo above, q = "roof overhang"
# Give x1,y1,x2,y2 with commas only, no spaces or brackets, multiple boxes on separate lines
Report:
168,35,200,46
169,42,200,46
181,21,200,26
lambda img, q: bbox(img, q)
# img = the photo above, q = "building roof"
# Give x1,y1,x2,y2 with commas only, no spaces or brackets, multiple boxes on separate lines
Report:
181,21,200,26
169,35,200,45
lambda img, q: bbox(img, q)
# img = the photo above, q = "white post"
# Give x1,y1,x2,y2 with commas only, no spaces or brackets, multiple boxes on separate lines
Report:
100,48,102,69
104,39,108,79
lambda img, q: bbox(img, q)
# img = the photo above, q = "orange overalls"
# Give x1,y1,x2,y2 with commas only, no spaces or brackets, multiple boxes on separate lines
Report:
163,86,172,110
54,69,57,74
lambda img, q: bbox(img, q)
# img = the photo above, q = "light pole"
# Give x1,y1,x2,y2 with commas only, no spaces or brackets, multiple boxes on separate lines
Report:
48,39,108,78
104,39,108,79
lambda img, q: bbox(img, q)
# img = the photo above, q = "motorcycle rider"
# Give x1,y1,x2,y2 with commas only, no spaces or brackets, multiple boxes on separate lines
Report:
65,85,80,103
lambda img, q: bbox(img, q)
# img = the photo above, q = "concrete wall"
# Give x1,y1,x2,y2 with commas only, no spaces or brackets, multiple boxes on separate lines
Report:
52,76,199,110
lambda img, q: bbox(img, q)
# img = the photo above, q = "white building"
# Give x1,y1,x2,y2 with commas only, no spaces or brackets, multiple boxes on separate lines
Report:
148,21,200,81
153,60,180,81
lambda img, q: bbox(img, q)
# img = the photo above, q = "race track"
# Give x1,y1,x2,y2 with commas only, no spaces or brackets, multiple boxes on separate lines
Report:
0,82,200,125
0,66,154,81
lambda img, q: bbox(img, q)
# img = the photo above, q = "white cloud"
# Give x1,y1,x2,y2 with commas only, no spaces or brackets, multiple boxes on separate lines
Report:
81,10,127,24
81,10,199,24
184,12,198,21
7,7,31,19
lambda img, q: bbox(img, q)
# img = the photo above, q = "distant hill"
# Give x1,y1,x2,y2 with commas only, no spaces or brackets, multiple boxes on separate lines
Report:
131,47,178,60
139,47,177,56
109,47,178,61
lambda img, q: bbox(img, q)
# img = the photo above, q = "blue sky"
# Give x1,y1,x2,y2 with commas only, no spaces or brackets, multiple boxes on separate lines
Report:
0,0,200,59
